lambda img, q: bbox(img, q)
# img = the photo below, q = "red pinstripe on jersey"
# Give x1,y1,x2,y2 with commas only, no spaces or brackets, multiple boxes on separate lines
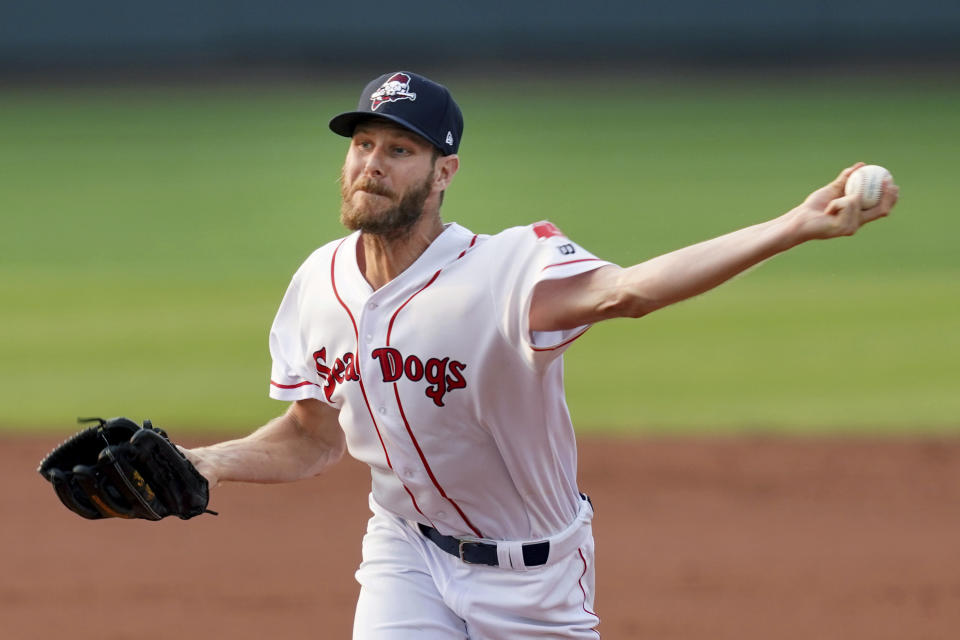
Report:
456,234,478,259
381,234,484,538
329,238,430,522
386,270,441,344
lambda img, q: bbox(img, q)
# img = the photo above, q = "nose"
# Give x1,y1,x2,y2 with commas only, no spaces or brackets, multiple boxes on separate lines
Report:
361,148,386,178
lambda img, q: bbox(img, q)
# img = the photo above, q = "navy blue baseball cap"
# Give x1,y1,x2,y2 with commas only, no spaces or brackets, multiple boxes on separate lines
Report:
329,71,463,155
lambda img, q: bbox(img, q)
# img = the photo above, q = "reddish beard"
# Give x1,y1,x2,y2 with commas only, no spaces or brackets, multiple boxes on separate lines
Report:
339,170,434,238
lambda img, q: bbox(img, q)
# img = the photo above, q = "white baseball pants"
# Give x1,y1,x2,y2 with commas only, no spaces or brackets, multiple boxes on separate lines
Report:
353,494,600,639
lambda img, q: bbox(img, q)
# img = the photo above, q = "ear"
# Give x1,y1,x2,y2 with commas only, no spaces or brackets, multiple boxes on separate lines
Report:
433,154,460,192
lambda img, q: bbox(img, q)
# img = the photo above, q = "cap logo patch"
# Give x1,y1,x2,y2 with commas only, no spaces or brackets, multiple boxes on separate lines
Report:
370,73,417,111
445,131,454,145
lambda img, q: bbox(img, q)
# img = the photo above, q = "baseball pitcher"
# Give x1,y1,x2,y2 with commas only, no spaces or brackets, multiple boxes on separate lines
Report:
43,71,898,638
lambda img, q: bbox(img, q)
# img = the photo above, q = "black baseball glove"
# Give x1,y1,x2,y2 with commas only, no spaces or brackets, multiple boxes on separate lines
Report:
37,417,217,520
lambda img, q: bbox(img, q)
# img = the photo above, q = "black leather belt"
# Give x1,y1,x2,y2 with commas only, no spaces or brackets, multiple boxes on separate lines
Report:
417,523,550,567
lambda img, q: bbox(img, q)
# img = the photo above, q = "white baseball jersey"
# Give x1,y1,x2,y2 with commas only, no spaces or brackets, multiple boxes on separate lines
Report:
268,221,610,541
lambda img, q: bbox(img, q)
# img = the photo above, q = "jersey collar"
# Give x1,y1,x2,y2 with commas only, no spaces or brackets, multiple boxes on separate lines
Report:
338,223,477,301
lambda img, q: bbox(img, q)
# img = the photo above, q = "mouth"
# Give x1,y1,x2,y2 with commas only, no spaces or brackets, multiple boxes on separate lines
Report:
354,189,390,200
351,177,394,199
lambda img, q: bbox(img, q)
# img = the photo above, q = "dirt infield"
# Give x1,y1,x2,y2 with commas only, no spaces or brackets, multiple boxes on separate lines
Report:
7,434,960,639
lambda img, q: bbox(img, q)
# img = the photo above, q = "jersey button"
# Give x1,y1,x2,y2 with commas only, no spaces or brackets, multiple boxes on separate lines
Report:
377,407,387,415
365,334,373,342
368,303,378,310
436,511,447,519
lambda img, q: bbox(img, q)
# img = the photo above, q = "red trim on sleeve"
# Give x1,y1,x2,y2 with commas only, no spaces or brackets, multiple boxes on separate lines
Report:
531,254,605,353
529,326,590,352
542,257,604,271
270,380,319,389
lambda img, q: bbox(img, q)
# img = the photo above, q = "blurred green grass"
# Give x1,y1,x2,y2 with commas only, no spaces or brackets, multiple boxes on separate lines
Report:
2,73,958,434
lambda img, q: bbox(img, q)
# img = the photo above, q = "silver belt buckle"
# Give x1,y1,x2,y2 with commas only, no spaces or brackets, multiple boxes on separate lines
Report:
458,539,479,565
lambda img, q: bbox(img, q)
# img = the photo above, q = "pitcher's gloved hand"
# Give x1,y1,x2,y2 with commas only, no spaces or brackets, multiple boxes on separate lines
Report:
38,417,217,520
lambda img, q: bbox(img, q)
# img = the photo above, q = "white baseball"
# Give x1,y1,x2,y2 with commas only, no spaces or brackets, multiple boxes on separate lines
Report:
844,164,892,209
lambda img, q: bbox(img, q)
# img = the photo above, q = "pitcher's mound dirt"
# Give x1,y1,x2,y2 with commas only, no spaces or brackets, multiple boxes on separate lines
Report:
6,434,960,639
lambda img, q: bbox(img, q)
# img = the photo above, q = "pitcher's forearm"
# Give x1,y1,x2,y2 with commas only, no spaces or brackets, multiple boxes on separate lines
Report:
185,403,346,486
616,211,803,316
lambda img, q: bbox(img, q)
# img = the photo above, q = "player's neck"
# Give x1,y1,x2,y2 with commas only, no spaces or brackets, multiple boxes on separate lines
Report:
357,213,445,290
